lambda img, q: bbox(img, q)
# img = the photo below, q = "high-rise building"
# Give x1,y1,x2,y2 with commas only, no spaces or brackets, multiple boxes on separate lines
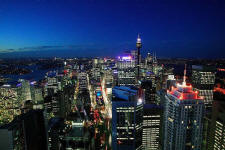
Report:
142,104,162,150
163,72,205,150
141,80,156,104
17,79,32,101
91,67,101,81
207,86,225,150
145,52,153,72
116,55,136,86
192,65,215,109
112,86,143,150
166,75,176,90
0,83,20,124
78,72,88,90
45,72,60,96
92,58,99,68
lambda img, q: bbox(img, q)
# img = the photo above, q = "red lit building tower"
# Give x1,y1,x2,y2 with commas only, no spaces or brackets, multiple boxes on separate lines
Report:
163,67,205,150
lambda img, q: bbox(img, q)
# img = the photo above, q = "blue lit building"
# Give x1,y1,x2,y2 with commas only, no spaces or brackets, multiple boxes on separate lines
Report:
112,86,143,150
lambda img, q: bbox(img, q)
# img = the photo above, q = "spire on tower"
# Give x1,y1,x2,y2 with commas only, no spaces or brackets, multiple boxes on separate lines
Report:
183,64,187,86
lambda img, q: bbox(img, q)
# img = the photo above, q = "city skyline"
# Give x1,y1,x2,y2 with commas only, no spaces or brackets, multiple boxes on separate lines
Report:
0,1,225,150
0,0,225,58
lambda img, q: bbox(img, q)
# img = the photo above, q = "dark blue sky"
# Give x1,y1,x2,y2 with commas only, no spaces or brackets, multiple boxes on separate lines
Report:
0,0,225,58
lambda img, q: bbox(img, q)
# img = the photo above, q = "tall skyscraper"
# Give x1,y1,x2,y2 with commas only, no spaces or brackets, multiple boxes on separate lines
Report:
78,72,88,91
116,55,136,86
17,79,32,101
142,104,162,150
165,75,176,90
145,52,153,71
207,85,225,150
112,86,143,150
141,80,156,104
0,83,20,124
163,68,205,150
208,100,225,150
192,65,215,109
136,34,142,81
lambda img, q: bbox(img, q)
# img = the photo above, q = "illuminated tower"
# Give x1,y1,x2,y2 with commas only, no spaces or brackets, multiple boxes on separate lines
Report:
136,34,142,81
163,66,205,150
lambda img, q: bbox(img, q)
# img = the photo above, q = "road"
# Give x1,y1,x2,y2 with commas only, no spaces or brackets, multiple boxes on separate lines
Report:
101,76,112,118
87,74,97,109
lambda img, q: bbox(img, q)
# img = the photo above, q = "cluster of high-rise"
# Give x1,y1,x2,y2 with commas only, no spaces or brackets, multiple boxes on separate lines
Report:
110,35,224,150
0,79,44,125
0,35,224,150
111,35,164,150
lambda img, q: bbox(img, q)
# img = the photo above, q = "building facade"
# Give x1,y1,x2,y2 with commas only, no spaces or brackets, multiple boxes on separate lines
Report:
112,86,143,150
142,104,162,150
163,81,205,150
192,65,215,109
207,89,225,150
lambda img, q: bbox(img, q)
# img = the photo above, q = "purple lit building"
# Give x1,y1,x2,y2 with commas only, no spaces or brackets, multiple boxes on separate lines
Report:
116,54,136,86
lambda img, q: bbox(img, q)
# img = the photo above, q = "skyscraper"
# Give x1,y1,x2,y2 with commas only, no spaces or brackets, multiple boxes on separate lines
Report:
116,55,136,86
145,52,153,71
112,86,143,150
192,65,215,109
208,100,225,150
142,104,162,150
17,79,32,101
207,85,225,150
163,68,205,150
141,80,156,104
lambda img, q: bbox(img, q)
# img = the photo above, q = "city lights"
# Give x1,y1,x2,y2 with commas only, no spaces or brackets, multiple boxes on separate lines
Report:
0,1,224,149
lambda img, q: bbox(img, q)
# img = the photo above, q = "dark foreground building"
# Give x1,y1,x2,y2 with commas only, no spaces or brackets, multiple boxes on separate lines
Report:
112,86,143,150
0,110,48,150
207,89,225,150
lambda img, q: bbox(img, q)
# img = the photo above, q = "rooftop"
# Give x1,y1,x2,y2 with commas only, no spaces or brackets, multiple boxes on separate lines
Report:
112,86,138,101
167,82,203,100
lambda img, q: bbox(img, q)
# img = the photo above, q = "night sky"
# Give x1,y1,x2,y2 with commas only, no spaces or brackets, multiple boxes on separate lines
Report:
0,0,225,58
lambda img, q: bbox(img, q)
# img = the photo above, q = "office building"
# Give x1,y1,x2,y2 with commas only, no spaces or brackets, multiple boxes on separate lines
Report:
207,86,225,150
145,52,153,72
17,79,32,101
142,104,162,150
116,55,136,86
78,72,88,90
163,74,205,150
45,71,60,96
166,75,176,90
112,86,143,150
192,65,215,109
141,80,156,104
0,83,20,124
